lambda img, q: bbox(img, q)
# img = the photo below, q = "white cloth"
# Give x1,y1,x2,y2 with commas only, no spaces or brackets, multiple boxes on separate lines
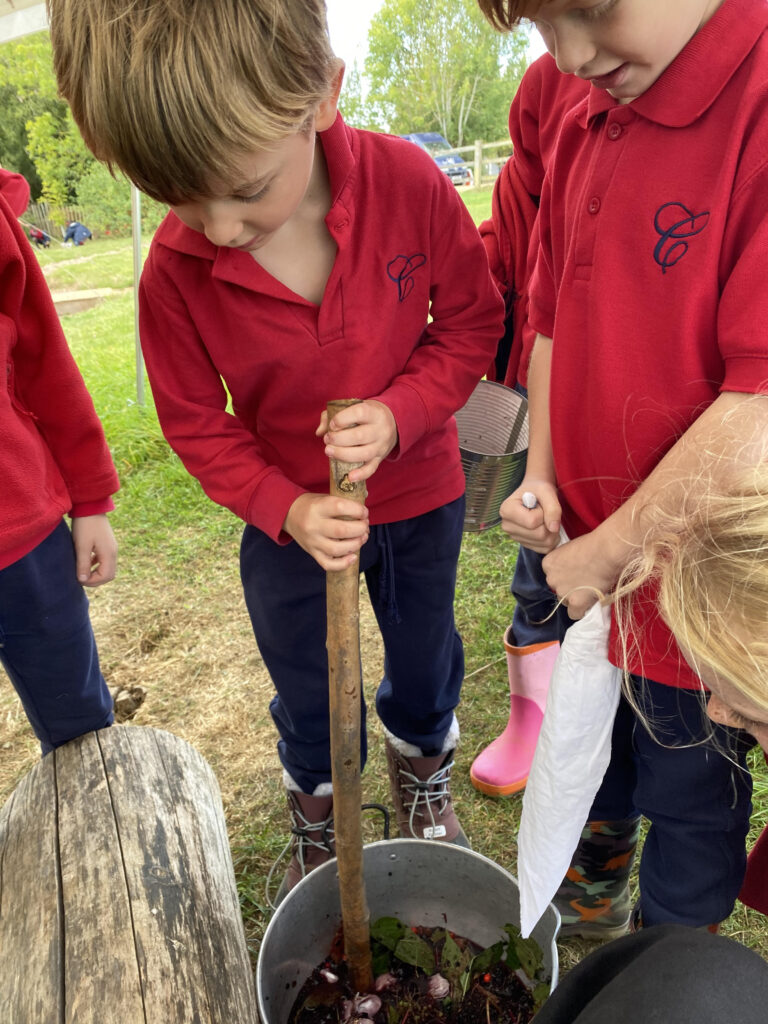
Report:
517,601,622,937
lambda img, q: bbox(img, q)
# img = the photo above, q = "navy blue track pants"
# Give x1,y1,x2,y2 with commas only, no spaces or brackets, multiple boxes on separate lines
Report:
588,675,754,927
240,497,465,794
0,521,113,755
512,532,754,927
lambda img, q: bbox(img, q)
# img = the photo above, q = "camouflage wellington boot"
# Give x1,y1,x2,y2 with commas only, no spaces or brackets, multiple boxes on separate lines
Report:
554,816,641,940
385,740,471,848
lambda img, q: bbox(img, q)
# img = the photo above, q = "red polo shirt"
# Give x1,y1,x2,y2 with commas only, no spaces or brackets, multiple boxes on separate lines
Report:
480,55,587,388
139,114,503,542
529,0,768,688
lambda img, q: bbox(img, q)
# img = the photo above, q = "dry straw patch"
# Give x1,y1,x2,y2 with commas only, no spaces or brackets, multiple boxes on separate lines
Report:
0,547,389,961
3,530,768,967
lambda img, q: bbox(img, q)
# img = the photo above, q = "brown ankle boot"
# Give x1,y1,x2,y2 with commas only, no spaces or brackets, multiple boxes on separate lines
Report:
385,741,470,848
272,790,335,907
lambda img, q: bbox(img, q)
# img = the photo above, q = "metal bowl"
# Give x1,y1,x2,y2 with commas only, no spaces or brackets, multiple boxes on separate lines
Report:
256,838,559,1024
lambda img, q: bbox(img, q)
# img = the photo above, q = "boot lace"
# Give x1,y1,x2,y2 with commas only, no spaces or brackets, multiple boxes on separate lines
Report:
265,803,334,909
397,757,454,836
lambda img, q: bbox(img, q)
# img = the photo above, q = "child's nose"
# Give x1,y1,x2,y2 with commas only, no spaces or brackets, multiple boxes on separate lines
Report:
550,25,597,77
200,206,245,248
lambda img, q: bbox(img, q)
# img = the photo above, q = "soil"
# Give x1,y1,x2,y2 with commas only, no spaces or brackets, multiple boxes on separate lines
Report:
288,922,543,1024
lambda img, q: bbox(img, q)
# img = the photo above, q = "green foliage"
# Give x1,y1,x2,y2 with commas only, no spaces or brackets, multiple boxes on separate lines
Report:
370,916,548,1012
371,916,408,950
365,0,529,145
504,924,543,978
339,61,385,132
0,30,169,224
76,162,168,237
25,106,94,205
0,31,65,197
437,928,481,1000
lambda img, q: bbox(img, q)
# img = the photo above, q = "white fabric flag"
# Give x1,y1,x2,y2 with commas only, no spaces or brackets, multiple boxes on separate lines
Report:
517,600,622,938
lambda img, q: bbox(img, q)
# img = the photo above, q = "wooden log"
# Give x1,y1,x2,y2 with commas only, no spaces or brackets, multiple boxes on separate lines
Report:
0,725,258,1024
325,398,373,993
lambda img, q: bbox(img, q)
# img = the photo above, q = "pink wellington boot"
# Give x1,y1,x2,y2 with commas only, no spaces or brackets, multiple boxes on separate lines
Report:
470,626,560,796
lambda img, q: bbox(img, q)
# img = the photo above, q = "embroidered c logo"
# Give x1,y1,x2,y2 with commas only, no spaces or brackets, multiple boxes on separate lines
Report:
653,202,709,274
387,253,427,302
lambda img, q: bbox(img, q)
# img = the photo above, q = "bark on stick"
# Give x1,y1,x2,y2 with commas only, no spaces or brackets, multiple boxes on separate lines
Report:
326,398,373,992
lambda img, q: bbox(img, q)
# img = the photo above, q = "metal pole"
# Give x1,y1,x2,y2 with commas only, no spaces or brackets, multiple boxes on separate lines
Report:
130,183,145,406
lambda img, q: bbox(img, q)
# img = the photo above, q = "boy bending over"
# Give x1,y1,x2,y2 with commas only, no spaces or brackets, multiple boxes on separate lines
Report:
48,0,504,900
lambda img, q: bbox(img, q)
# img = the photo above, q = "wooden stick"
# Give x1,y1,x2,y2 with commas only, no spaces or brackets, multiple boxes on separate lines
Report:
326,399,373,993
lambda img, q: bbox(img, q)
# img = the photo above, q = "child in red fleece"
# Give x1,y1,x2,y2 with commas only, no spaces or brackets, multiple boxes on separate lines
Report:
470,56,589,802
0,167,30,219
0,171,120,754
48,0,503,902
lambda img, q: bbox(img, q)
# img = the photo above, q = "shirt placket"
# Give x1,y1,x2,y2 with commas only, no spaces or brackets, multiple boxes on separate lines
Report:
573,108,635,282
316,207,351,346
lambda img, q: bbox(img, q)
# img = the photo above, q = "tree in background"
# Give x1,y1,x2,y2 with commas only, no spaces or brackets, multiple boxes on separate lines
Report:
364,0,528,145
0,31,93,203
77,163,167,237
26,107,93,206
338,61,385,133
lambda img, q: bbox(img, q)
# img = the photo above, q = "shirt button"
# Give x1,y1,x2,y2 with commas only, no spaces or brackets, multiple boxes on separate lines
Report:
607,122,623,140
588,196,601,214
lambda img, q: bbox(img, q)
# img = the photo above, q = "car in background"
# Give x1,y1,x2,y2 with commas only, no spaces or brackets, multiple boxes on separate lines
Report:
400,132,473,187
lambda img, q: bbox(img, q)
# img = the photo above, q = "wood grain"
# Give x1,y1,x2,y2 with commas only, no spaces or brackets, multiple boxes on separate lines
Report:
326,398,373,993
0,726,258,1024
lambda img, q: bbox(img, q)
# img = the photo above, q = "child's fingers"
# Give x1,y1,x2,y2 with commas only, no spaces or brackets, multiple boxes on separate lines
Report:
319,550,364,572
77,546,117,587
76,547,95,584
327,401,369,431
310,518,370,571
323,496,369,522
324,423,368,451
315,411,330,436
90,545,117,585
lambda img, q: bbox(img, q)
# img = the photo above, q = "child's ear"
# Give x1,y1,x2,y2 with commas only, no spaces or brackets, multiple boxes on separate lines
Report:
315,62,345,131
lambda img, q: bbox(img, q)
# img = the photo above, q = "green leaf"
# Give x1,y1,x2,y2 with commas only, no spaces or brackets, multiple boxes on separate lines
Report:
504,931,521,970
469,940,504,978
394,932,436,974
533,982,550,1012
371,945,392,977
440,932,468,978
371,916,408,952
504,926,544,981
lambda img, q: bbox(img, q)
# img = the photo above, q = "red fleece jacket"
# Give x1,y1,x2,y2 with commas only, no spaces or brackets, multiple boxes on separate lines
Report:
139,115,503,542
0,192,119,570
480,56,588,388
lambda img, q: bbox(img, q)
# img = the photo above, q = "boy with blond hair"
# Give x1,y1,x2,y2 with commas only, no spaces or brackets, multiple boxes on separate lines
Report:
478,0,768,935
48,0,504,899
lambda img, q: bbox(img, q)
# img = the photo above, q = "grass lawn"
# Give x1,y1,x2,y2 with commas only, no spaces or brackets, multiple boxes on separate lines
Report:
2,195,767,974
